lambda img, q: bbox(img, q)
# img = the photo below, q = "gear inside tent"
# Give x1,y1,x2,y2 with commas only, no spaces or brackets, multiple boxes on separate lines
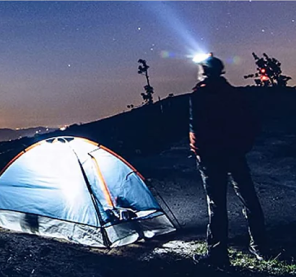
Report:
0,137,175,248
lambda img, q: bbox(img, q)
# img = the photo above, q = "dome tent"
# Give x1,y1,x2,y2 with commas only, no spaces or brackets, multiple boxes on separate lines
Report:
0,137,175,247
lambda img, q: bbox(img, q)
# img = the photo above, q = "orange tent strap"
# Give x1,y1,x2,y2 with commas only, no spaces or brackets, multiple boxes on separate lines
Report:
91,156,114,208
100,145,145,181
0,151,25,176
24,141,42,152
0,141,43,177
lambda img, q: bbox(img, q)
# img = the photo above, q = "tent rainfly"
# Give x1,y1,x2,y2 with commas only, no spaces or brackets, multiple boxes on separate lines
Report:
0,137,175,247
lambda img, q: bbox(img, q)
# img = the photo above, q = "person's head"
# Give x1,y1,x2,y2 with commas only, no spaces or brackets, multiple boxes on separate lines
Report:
200,55,225,77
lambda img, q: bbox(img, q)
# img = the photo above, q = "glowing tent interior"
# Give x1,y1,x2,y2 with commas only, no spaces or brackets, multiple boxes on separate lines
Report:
0,137,175,247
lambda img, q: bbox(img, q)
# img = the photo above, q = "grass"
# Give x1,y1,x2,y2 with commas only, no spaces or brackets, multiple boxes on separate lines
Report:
229,247,296,276
193,241,296,276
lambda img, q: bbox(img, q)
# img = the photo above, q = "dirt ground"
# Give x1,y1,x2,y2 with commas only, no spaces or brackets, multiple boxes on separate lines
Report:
0,120,296,276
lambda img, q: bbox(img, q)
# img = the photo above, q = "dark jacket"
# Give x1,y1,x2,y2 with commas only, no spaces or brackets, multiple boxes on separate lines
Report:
189,77,260,156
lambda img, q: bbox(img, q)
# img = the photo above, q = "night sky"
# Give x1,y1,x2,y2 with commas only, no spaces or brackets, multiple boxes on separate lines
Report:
0,1,296,129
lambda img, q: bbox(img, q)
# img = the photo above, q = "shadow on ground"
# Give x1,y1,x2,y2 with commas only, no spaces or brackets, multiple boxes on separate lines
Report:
0,218,295,277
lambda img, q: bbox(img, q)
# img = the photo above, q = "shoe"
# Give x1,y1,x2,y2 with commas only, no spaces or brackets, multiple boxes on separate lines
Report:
249,246,269,261
193,253,230,268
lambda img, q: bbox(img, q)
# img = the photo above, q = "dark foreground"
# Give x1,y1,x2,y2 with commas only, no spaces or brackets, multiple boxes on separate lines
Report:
1,88,296,276
0,222,296,277
1,122,296,277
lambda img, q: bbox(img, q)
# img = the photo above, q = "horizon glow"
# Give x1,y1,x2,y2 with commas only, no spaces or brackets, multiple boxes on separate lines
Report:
0,1,295,129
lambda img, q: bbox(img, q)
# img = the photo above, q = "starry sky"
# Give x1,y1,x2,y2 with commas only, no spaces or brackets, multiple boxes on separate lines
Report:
0,1,296,129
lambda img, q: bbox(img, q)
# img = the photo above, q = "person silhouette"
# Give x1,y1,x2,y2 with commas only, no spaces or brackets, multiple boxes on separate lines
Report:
189,54,267,267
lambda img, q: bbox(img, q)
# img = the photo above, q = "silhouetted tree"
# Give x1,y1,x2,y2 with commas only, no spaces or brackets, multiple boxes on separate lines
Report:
244,52,291,87
138,59,154,105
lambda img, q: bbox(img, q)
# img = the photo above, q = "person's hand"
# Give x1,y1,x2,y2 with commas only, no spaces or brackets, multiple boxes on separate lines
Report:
189,132,198,155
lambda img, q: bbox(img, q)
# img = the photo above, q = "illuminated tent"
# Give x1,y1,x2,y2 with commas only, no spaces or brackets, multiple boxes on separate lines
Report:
0,137,175,247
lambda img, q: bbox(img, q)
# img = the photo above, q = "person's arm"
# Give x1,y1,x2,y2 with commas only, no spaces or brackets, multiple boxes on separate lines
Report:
189,93,200,160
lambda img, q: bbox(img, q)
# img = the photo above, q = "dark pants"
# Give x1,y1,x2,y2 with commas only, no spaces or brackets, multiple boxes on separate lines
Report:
197,154,266,257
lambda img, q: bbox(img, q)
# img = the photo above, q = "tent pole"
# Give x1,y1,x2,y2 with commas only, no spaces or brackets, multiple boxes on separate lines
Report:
149,182,182,230
71,149,112,248
79,160,112,248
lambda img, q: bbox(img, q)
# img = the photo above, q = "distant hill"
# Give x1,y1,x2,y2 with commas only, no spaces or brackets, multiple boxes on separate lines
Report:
0,86,295,172
0,94,189,170
0,127,57,142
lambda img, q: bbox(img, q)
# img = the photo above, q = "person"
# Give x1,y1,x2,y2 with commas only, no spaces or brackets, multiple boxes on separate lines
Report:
189,54,267,267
